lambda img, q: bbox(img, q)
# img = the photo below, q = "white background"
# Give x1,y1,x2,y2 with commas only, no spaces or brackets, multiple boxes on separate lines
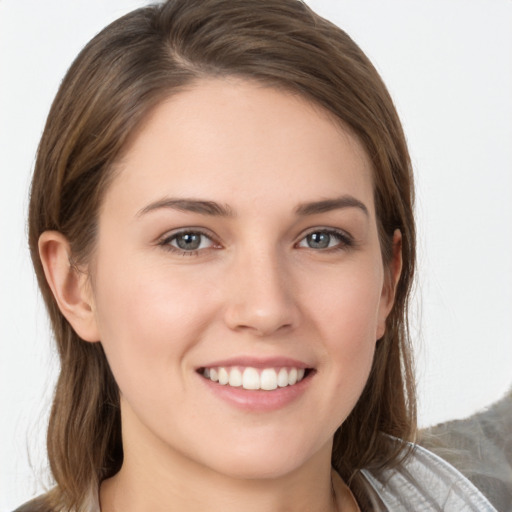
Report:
1,0,511,508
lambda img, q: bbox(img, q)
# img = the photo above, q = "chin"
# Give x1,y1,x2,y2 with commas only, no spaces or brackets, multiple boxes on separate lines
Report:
194,434,330,481
211,453,308,481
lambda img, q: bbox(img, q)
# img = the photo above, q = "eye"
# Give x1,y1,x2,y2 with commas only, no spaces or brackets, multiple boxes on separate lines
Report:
297,229,352,250
159,230,216,254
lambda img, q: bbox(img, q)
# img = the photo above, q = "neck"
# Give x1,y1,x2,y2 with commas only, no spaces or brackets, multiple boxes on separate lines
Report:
99,405,344,512
101,462,339,512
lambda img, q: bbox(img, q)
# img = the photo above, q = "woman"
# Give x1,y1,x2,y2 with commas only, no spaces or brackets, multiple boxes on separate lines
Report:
15,0,497,510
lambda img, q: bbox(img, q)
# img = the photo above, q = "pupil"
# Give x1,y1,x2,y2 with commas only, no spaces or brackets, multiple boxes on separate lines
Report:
177,233,201,250
308,232,330,249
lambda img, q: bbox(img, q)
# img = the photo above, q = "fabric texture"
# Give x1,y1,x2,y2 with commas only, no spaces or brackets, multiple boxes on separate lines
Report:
419,390,512,512
361,443,498,511
13,444,498,512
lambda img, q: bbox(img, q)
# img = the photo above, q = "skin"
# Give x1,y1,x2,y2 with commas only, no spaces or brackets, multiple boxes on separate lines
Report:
40,78,401,512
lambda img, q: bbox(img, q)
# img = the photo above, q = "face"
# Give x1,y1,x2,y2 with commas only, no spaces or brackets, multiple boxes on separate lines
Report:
87,79,395,480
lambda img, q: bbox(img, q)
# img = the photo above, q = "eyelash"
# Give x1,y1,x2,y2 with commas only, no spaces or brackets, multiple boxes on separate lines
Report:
158,229,218,257
157,227,354,256
297,228,354,252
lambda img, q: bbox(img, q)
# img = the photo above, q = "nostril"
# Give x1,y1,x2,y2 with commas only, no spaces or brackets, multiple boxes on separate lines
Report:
222,273,299,336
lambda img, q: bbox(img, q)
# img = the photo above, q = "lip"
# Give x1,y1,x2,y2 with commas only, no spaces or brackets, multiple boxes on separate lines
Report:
196,356,315,412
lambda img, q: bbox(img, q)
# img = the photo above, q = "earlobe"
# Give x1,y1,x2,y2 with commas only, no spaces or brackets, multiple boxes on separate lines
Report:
376,229,403,340
38,231,100,342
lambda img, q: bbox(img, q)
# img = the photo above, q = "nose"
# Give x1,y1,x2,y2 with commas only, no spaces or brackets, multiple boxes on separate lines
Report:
223,248,300,337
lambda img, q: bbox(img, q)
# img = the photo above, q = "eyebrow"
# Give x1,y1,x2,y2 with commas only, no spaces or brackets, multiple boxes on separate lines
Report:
295,195,369,217
137,198,235,218
137,194,368,218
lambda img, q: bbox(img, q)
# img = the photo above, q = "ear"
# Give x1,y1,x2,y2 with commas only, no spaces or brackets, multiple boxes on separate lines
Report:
376,229,403,340
38,231,100,342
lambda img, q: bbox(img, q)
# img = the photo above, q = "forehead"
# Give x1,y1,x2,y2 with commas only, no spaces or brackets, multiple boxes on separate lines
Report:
106,78,375,217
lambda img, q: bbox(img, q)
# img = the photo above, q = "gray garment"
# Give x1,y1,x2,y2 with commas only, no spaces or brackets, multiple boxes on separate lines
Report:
361,443,498,511
14,445,497,512
420,389,512,512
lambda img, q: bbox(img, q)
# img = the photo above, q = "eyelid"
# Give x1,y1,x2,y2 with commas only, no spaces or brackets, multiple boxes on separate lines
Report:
155,226,354,255
296,227,354,249
157,227,221,254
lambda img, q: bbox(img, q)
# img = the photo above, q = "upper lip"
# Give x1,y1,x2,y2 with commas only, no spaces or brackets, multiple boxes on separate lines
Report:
197,356,313,370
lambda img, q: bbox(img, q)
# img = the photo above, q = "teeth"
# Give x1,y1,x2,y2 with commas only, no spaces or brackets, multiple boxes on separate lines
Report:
228,368,242,387
218,367,229,385
242,367,260,390
201,366,307,391
260,369,278,390
277,368,289,387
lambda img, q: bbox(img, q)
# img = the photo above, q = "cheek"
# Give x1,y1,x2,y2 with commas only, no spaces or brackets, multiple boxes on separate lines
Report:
310,262,384,347
306,264,383,407
91,255,216,395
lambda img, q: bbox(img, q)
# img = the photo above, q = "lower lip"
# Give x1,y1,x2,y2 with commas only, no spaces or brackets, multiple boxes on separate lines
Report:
198,372,314,412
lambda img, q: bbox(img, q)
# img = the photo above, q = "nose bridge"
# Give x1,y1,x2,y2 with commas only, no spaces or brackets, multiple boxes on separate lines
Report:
223,242,298,336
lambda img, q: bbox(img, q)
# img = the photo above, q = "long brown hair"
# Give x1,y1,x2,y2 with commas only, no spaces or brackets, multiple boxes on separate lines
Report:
28,0,416,509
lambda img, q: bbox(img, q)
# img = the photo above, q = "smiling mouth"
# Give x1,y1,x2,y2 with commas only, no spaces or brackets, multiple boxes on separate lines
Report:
198,366,313,391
